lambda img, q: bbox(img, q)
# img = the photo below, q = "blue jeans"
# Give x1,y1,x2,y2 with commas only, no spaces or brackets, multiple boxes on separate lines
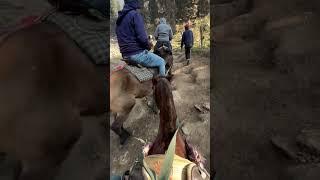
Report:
129,50,166,76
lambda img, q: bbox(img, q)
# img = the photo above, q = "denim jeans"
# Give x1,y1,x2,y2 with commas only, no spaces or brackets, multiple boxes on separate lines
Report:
129,50,166,76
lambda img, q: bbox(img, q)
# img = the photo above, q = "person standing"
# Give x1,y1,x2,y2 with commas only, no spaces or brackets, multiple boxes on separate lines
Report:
181,23,194,65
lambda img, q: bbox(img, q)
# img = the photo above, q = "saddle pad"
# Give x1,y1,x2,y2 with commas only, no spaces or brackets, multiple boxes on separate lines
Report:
45,12,107,65
124,65,157,82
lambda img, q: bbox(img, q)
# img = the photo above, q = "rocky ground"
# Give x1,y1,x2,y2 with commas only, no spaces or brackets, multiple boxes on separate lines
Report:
213,0,320,179
110,41,211,176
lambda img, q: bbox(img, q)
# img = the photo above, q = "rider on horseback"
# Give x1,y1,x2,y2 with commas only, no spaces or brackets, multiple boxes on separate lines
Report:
116,0,167,77
153,17,173,56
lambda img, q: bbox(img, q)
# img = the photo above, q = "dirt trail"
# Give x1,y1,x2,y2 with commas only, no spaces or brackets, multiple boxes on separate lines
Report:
110,44,210,176
213,30,320,180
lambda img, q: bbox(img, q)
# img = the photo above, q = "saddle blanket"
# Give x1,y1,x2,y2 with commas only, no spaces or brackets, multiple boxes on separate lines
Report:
45,12,107,65
111,62,157,82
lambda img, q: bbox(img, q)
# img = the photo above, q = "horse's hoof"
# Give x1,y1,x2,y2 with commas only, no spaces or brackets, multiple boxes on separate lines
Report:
120,129,131,145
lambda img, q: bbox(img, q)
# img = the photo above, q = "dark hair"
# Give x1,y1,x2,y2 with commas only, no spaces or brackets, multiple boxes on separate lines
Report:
185,24,189,30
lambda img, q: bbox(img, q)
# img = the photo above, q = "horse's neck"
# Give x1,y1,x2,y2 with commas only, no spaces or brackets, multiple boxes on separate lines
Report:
158,102,177,138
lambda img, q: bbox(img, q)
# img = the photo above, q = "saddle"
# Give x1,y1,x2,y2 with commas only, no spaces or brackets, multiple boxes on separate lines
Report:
121,128,210,180
142,154,210,180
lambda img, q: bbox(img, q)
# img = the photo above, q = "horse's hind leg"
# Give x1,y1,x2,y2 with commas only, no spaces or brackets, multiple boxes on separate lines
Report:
111,96,135,145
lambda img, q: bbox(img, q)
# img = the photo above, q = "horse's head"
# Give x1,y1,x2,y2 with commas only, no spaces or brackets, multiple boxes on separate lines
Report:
125,77,210,179
157,45,172,58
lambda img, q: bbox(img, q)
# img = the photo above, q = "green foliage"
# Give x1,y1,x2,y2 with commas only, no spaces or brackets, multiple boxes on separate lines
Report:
172,15,210,50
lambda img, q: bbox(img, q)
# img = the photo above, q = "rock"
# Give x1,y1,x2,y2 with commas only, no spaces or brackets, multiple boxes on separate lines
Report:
127,99,147,121
286,164,320,180
119,151,129,165
198,113,210,122
194,104,204,112
172,91,183,104
202,102,210,111
182,123,192,135
296,129,320,156
271,136,299,161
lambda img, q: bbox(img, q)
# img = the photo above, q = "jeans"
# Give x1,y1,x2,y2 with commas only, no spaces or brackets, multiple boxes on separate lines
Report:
129,50,166,76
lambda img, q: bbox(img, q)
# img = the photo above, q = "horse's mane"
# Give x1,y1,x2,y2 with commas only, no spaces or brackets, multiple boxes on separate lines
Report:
153,77,177,134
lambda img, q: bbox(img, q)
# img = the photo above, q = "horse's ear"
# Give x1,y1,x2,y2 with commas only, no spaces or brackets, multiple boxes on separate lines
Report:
152,77,158,86
152,76,162,86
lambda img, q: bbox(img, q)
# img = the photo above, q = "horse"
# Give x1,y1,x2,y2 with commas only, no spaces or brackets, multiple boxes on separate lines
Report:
0,19,106,180
115,77,209,179
110,46,173,145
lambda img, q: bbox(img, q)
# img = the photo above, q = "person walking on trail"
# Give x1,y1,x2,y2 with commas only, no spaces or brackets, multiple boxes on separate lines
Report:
153,17,173,55
116,0,167,77
181,23,194,65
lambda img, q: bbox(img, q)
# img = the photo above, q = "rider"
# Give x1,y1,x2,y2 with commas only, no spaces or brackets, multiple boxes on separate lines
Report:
153,17,173,55
116,0,167,77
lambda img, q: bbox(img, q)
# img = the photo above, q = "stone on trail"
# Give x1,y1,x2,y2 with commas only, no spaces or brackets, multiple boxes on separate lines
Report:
202,102,210,111
182,123,192,136
296,129,320,156
194,104,204,113
198,113,210,122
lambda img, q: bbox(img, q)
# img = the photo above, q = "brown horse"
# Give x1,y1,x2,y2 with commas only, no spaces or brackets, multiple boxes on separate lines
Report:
126,77,209,179
0,21,105,180
110,46,173,145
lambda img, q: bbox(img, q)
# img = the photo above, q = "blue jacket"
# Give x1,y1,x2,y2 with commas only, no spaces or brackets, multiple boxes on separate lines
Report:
116,1,149,57
181,29,194,48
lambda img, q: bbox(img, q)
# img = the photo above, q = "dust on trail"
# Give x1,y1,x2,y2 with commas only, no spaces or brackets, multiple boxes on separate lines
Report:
110,40,210,176
0,1,107,179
